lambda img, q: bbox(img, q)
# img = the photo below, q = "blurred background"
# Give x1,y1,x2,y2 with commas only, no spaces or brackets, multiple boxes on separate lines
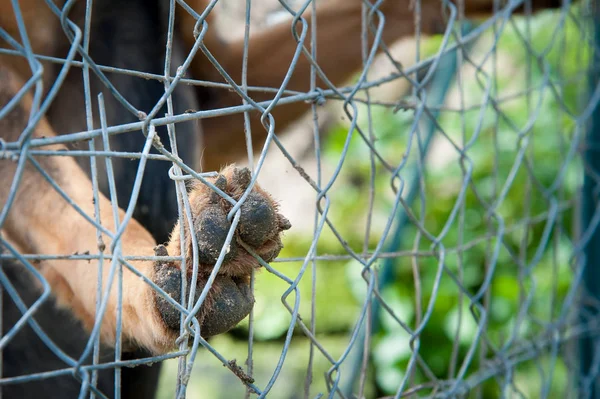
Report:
157,1,591,398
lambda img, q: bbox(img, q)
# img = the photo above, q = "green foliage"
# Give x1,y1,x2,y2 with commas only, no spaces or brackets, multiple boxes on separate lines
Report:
247,9,589,398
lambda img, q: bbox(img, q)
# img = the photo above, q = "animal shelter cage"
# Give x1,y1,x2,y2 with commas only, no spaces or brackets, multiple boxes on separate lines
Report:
1,0,600,398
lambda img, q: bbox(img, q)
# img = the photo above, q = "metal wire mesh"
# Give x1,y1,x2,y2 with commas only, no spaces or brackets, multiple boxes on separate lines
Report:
0,0,598,398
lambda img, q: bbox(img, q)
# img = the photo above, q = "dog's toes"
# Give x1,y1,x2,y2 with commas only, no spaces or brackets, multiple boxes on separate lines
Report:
195,205,238,265
200,276,254,337
232,166,252,189
226,167,291,263
238,192,278,248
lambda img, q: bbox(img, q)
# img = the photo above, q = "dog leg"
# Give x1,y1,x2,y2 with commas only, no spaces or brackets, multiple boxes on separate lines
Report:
0,65,290,354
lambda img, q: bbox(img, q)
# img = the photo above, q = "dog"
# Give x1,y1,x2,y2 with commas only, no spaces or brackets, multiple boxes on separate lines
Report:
0,0,563,397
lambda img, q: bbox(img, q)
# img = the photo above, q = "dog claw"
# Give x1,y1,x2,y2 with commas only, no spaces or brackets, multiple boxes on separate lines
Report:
209,175,228,203
214,174,227,191
278,215,291,231
232,167,251,190
154,244,169,257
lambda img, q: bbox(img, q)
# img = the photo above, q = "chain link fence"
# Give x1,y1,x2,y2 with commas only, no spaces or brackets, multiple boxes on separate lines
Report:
1,0,599,398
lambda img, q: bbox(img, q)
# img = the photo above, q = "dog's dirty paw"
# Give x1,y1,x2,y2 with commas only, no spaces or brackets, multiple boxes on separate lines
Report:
152,166,290,338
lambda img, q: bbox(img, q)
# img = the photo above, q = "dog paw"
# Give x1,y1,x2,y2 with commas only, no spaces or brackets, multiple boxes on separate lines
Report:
152,166,290,338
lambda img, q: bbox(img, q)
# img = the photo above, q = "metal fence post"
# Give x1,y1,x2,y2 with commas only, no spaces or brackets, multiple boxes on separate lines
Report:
340,22,475,397
580,0,600,396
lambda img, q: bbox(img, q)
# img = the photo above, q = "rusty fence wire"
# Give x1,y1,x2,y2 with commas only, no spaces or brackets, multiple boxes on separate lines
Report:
1,0,600,398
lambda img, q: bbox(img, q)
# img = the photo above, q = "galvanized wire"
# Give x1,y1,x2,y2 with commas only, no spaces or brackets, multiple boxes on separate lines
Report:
0,0,598,398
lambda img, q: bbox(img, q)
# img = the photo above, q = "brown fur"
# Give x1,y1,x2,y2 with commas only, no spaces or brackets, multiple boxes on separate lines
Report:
0,65,173,352
177,0,562,170
0,0,562,357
